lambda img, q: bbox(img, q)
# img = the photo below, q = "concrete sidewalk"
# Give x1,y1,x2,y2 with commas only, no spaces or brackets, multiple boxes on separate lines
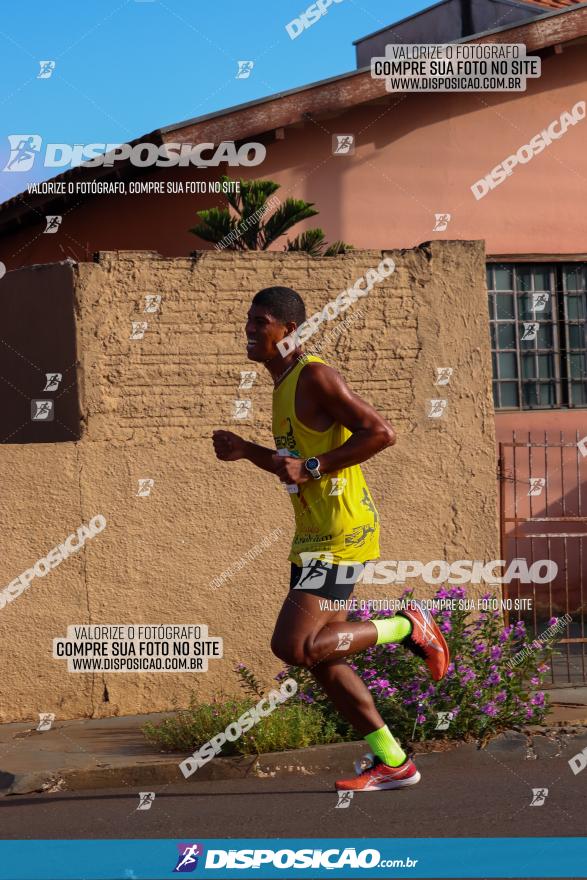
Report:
1,689,586,796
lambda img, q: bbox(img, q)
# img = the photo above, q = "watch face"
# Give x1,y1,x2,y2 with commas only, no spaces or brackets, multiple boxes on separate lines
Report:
306,457,319,470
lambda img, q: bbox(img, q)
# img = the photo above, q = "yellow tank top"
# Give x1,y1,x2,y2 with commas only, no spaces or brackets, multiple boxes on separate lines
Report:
272,355,380,566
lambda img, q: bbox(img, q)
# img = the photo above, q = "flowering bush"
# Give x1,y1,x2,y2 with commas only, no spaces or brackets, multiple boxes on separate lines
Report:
282,587,558,743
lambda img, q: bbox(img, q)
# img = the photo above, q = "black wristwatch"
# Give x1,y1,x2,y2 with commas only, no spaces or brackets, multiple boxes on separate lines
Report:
304,457,322,480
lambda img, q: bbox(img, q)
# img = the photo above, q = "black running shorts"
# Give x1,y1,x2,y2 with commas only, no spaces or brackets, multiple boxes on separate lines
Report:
289,558,359,600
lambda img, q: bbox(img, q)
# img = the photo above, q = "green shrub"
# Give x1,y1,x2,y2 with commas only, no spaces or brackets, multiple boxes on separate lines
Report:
143,692,340,756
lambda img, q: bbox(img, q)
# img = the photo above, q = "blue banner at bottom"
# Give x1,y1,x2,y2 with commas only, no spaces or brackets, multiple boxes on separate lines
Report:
0,838,586,879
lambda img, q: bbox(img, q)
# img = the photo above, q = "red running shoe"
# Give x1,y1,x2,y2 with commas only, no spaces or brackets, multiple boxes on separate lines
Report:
398,599,450,681
335,756,421,791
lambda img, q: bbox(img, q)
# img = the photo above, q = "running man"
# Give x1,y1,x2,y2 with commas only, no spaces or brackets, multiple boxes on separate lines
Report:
213,286,449,791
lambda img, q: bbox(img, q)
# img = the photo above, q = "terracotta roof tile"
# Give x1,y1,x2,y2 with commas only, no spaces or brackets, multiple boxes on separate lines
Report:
520,0,584,9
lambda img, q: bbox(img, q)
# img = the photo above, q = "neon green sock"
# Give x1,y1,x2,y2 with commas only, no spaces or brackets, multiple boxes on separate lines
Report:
365,725,406,767
373,616,412,646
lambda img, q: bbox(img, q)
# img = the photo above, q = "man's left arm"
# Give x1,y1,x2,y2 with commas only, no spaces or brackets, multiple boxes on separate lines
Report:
274,365,396,485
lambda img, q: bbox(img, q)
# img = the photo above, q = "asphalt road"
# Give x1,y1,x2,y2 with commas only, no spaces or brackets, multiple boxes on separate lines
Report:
0,743,586,880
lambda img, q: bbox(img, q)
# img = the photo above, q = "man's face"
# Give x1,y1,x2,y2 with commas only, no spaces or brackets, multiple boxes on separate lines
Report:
245,304,295,362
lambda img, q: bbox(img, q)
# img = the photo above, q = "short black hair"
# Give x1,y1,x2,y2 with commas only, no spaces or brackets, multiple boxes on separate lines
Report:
252,287,306,327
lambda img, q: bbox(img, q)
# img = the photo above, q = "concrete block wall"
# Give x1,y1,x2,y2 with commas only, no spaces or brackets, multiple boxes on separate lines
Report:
0,241,498,721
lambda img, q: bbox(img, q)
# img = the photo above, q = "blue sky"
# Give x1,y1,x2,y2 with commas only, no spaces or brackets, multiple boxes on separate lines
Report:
0,0,432,201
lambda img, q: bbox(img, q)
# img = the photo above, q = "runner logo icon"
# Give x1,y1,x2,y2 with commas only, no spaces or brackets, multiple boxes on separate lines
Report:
173,843,204,872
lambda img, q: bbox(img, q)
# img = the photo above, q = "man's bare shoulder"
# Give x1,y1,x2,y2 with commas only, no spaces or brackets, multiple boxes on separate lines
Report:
298,359,343,392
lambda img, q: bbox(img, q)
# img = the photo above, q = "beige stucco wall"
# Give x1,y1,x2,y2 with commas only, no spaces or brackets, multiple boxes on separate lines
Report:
0,241,499,722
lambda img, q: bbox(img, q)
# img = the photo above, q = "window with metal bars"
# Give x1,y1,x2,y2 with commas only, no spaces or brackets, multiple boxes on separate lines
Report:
487,263,587,409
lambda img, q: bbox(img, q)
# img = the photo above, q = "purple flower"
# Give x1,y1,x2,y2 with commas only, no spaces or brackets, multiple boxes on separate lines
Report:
514,619,526,633
435,587,450,599
490,646,502,661
547,617,558,627
481,702,499,717
473,688,482,698
495,691,507,703
386,643,398,652
446,663,456,678
439,620,452,634
525,707,535,720
459,668,476,684
486,672,501,686
499,626,514,643
473,642,486,654
448,586,466,599
531,691,545,707
537,663,550,674
299,693,314,704
373,678,390,690
416,714,426,724
530,676,539,686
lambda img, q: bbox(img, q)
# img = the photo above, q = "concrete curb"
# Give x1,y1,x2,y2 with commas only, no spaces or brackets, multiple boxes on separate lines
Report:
0,741,370,796
3,726,587,796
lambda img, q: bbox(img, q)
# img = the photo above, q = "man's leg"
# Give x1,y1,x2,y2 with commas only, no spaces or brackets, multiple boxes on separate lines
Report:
271,590,410,665
271,591,408,766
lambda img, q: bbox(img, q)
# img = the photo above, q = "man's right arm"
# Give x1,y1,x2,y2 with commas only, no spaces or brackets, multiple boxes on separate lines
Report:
243,440,280,474
212,430,279,475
